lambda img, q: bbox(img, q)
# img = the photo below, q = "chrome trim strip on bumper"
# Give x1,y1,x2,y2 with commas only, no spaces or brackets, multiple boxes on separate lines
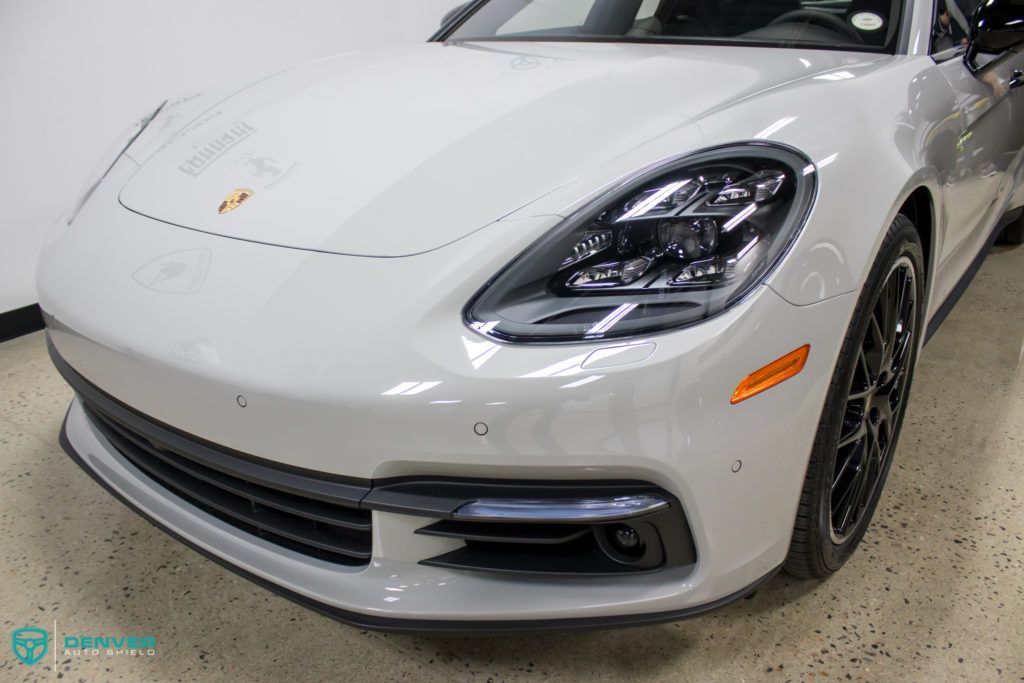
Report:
453,495,670,523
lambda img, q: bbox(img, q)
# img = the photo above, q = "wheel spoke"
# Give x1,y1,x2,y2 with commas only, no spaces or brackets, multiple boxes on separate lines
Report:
833,466,862,532
853,349,874,391
877,420,892,462
890,333,910,374
832,449,857,492
884,272,901,333
888,269,914,371
889,380,903,412
881,280,894,348
848,441,875,518
858,348,870,376
869,432,883,467
869,312,885,353
895,269,913,324
853,440,879,512
891,321,913,374
866,315,886,376
884,275,901,360
838,422,867,449
887,277,902,350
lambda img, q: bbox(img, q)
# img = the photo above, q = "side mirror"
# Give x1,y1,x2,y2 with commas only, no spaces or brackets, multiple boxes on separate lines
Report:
964,0,1024,72
441,2,472,28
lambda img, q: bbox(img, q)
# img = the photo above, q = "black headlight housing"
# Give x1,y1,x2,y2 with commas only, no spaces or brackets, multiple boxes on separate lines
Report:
466,143,816,343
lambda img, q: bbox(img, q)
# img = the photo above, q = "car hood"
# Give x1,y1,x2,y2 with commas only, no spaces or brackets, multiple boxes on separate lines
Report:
120,41,865,257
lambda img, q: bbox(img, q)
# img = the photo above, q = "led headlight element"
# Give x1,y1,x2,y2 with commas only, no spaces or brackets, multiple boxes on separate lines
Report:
562,229,613,268
467,144,816,343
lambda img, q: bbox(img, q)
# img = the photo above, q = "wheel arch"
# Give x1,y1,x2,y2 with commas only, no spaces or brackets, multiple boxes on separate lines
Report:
767,165,943,309
881,174,944,327
896,185,935,284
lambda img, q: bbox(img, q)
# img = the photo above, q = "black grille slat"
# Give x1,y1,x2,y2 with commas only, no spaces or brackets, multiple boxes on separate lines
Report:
90,410,371,560
421,543,659,576
89,407,371,532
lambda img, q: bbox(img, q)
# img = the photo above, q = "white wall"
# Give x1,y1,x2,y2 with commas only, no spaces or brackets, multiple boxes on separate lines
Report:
0,0,461,315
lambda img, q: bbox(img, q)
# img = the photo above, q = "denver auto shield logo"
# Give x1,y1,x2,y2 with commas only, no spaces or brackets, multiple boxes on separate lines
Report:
12,627,48,666
12,623,157,668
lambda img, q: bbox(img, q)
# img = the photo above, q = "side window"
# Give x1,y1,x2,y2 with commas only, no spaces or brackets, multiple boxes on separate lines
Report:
497,0,598,35
931,0,973,55
637,0,660,20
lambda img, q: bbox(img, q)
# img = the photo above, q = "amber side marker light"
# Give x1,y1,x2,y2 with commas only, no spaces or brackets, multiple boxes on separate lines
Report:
731,344,810,405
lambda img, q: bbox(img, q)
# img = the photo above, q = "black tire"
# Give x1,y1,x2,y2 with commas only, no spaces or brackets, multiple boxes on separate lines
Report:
1001,213,1024,245
785,215,925,578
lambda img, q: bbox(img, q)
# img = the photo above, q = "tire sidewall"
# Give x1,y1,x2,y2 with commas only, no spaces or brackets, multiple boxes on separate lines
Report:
816,217,925,571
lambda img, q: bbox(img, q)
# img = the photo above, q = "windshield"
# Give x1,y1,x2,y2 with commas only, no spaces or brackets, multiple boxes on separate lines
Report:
446,0,906,52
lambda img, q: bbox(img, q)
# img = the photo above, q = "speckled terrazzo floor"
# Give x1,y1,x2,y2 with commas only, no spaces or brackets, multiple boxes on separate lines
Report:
1,244,1022,683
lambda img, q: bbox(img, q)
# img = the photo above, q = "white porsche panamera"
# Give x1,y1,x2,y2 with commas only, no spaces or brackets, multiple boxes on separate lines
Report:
37,0,1024,631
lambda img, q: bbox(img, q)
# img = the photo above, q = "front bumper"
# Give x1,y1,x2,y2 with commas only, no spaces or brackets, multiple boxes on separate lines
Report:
39,165,858,627
58,401,778,632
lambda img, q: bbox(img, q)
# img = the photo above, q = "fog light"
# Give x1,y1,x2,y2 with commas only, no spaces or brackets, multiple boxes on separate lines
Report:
609,524,644,557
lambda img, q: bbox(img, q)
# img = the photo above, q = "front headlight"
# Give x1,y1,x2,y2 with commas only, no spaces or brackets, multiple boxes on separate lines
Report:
67,101,165,224
466,143,816,343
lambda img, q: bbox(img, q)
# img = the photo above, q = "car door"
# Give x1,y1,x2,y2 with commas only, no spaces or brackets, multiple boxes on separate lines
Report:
932,0,1024,303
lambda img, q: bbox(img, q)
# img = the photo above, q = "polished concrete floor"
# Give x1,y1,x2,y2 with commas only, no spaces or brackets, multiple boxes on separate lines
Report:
1,245,1022,683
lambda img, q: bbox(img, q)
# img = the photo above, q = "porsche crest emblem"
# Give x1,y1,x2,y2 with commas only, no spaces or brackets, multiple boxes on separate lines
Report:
218,188,254,214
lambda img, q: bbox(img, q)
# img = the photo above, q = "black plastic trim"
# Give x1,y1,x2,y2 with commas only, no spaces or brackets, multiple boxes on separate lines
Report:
414,504,691,576
0,304,44,343
438,35,896,54
429,0,489,41
421,542,661,577
88,407,370,531
88,406,371,559
58,411,779,634
925,210,1016,343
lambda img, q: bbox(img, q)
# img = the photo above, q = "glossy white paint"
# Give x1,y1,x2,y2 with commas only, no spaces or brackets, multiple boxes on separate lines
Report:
121,43,881,258
36,0,1024,623
45,162,856,617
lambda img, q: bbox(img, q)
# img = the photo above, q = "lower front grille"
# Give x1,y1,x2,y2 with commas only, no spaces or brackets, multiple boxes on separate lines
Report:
82,404,372,565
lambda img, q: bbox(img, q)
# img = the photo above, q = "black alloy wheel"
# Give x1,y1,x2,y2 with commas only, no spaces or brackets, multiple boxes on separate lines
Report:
829,256,917,543
786,215,924,578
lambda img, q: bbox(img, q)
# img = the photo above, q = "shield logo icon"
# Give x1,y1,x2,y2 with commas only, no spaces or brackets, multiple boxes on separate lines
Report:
132,249,212,294
12,627,48,666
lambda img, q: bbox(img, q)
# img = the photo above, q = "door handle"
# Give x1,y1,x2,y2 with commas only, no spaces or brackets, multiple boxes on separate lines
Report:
1011,69,1024,90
